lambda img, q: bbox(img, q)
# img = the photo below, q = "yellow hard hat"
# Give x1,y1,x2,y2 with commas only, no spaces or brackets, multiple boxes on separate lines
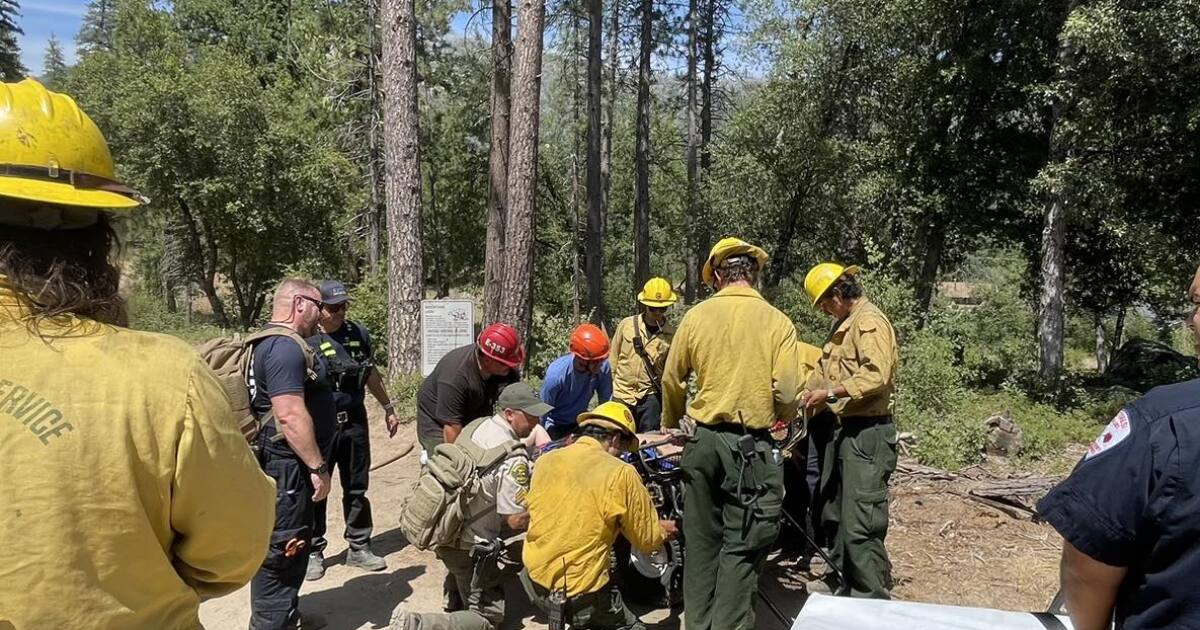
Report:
803,262,861,306
638,277,678,307
0,79,145,210
702,237,769,288
577,401,637,438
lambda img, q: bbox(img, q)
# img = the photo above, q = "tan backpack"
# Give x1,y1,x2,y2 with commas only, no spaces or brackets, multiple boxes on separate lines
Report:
197,327,316,444
398,416,528,550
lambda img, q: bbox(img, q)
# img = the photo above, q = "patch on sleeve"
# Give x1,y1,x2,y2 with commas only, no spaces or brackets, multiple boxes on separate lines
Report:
1085,409,1132,460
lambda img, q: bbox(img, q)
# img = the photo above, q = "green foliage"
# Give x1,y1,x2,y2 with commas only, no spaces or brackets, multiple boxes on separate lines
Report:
0,0,23,80
41,34,67,88
348,269,390,365
123,289,228,343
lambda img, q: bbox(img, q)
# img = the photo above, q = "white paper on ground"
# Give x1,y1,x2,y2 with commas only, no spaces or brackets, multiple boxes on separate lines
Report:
792,593,1074,630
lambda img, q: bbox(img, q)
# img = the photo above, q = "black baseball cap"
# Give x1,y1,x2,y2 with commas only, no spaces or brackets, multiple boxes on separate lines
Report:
319,280,350,305
498,382,553,417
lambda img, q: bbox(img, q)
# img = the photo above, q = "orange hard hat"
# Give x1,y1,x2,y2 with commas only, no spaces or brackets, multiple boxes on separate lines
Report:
569,323,610,361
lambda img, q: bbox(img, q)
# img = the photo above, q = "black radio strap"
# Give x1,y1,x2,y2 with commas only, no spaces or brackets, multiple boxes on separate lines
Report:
631,317,662,395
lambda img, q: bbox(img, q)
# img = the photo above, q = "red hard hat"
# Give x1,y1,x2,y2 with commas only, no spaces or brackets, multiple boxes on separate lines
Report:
569,323,610,360
477,322,525,368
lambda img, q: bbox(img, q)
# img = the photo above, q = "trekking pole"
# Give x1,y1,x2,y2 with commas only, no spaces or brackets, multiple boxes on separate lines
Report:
759,586,795,628
779,506,845,590
369,441,415,472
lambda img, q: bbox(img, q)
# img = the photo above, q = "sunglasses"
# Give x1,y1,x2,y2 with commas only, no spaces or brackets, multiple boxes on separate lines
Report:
323,302,348,313
296,295,324,310
646,306,668,314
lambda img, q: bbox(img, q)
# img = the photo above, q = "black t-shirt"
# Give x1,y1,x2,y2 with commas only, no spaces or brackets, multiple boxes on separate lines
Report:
1037,378,1200,629
415,344,519,440
249,326,337,451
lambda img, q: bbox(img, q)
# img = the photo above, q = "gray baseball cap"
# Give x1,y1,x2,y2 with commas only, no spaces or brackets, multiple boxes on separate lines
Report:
319,280,350,305
498,382,553,417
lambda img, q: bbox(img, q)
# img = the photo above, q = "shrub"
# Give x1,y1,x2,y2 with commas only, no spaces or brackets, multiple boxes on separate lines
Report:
348,269,391,365
124,290,229,343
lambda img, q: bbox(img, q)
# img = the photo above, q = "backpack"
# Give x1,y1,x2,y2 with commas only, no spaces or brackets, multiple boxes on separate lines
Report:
398,416,528,551
197,327,316,444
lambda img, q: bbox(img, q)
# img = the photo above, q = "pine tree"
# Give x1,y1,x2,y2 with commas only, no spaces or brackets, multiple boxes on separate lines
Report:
76,0,115,56
42,34,67,88
0,0,24,81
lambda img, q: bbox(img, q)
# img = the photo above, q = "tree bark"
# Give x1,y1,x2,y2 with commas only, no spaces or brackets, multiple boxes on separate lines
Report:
1114,307,1126,350
633,0,652,289
914,220,946,328
683,0,700,304
175,195,230,327
499,0,547,344
584,0,605,323
484,0,513,322
1036,0,1079,379
571,7,583,321
1095,314,1109,373
365,0,385,271
382,0,424,373
699,0,714,173
601,0,619,234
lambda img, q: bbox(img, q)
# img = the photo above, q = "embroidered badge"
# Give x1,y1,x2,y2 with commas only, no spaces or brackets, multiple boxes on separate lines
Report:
1085,409,1131,460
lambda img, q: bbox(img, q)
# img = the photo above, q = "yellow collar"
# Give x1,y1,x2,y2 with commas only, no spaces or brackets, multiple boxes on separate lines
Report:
713,285,765,301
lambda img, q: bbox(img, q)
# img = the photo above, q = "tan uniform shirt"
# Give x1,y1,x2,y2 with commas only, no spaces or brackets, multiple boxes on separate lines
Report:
610,314,674,405
661,285,802,430
810,298,898,417
0,280,276,629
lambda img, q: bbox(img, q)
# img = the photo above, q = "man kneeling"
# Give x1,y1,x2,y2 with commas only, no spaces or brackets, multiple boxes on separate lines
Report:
521,402,679,629
391,382,548,630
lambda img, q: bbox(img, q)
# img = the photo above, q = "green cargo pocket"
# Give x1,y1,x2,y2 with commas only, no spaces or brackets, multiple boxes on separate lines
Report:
850,487,889,540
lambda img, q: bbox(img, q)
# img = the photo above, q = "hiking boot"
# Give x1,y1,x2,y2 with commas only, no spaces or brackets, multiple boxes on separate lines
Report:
299,612,327,630
305,552,326,581
346,547,387,572
389,608,421,630
805,577,834,596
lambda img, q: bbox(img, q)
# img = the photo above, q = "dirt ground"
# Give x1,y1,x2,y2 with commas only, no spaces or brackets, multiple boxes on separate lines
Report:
200,403,1070,629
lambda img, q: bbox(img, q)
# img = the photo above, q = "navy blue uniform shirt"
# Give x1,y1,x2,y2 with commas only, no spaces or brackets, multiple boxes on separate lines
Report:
1037,378,1200,630
249,325,337,452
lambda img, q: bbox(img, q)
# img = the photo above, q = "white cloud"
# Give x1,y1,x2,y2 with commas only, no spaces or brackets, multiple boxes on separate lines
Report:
22,0,86,18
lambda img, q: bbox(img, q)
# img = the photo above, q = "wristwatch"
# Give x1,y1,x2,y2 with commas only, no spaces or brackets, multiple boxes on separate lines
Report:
307,461,329,475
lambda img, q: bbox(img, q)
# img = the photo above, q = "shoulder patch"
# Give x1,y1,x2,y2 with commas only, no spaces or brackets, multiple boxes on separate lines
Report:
1085,409,1132,460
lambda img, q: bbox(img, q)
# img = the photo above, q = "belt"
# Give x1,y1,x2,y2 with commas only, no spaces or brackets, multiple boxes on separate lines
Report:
700,421,771,439
839,415,893,428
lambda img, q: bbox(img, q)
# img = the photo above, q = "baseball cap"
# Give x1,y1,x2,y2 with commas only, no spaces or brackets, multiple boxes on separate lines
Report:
498,382,553,417
319,280,350,305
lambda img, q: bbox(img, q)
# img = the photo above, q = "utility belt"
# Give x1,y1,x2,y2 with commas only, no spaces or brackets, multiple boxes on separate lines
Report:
699,421,772,440
838,414,893,429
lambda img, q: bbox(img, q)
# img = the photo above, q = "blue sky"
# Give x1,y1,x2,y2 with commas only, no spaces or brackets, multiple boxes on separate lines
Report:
20,0,85,75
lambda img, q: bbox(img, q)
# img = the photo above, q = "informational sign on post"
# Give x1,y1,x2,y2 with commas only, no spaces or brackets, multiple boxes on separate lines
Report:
420,299,475,376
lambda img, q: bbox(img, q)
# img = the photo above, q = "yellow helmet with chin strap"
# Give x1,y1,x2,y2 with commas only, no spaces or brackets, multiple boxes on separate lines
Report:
803,262,861,306
0,78,145,211
702,237,769,288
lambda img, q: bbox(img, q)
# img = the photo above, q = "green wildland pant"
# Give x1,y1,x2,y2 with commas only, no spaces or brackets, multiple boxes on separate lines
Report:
681,424,784,630
821,418,898,599
410,547,505,630
520,571,644,630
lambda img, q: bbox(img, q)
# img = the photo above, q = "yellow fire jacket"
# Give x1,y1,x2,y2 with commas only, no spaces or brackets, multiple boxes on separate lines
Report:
609,314,674,405
661,285,803,430
524,437,666,596
0,280,276,629
809,298,898,417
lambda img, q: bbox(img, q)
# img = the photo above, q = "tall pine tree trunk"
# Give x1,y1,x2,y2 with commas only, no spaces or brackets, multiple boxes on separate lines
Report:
382,0,424,373
601,0,618,233
484,0,513,322
684,0,700,303
584,0,604,323
364,0,385,271
633,0,652,288
1037,0,1079,379
571,7,584,321
499,0,547,343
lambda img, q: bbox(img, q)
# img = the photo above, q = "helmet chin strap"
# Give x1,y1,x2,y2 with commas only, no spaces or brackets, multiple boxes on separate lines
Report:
0,204,99,229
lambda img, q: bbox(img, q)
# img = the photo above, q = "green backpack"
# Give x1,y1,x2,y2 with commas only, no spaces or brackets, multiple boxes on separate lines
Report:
398,416,528,550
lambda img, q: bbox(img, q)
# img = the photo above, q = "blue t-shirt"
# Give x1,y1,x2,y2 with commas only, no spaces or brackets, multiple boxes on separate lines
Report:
1037,378,1200,629
540,353,613,430
249,326,337,452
